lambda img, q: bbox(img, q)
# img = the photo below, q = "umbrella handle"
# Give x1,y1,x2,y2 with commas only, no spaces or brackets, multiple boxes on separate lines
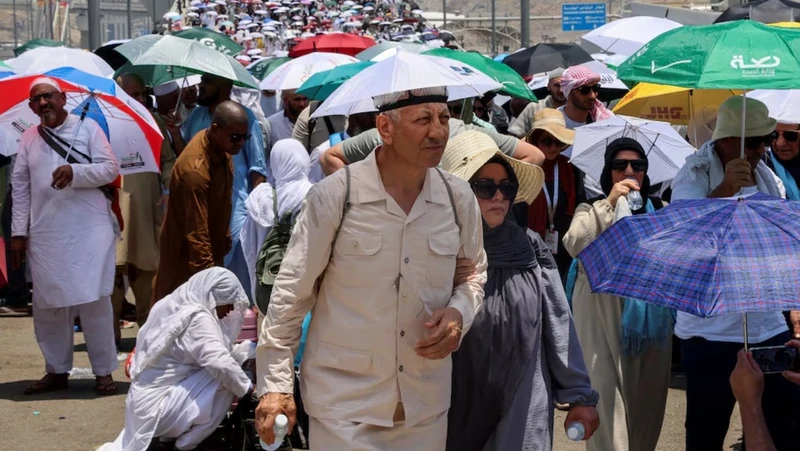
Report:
740,90,747,160
743,312,749,352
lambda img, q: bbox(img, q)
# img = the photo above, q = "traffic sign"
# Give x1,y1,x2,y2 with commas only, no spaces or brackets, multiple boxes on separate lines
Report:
562,3,607,32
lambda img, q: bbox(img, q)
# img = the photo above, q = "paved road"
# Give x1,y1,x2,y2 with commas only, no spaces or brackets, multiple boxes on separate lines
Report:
0,316,744,450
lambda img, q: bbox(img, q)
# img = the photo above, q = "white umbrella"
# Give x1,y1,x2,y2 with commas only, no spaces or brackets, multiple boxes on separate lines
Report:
571,115,696,185
603,53,630,69
8,47,114,78
312,51,503,118
260,52,358,90
255,9,268,14
748,90,800,125
186,12,200,18
582,16,682,55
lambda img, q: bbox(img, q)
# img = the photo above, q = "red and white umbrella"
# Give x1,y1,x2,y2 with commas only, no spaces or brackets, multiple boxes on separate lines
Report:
0,70,162,175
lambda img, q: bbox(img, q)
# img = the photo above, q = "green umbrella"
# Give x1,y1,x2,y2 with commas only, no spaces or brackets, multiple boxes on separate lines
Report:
616,20,800,89
423,48,537,101
173,27,244,57
115,35,258,88
114,61,195,88
296,61,374,101
247,56,291,81
13,38,64,57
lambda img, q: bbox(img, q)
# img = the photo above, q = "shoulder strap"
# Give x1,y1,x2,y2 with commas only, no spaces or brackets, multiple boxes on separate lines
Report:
330,165,351,251
307,101,321,152
37,126,80,165
435,168,461,232
323,116,336,136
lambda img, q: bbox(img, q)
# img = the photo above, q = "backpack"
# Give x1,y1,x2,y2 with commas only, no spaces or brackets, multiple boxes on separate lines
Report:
254,166,352,314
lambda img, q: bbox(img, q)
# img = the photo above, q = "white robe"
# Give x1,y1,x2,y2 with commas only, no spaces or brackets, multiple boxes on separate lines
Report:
12,115,118,309
99,268,253,451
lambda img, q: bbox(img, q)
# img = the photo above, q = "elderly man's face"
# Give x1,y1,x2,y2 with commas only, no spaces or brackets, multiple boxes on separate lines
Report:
284,92,309,117
772,123,800,162
718,134,771,169
548,76,565,103
29,84,67,128
209,119,250,155
379,103,450,169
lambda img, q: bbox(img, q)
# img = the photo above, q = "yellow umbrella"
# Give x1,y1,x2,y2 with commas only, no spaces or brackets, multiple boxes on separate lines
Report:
770,22,800,28
612,82,739,126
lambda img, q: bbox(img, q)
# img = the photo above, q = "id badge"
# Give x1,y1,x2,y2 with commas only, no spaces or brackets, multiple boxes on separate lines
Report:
545,229,559,254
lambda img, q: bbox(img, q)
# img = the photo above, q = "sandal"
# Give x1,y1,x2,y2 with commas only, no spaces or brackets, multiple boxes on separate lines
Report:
95,376,118,396
23,373,69,395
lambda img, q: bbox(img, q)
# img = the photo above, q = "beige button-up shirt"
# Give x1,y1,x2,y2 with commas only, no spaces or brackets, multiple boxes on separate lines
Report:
257,149,487,427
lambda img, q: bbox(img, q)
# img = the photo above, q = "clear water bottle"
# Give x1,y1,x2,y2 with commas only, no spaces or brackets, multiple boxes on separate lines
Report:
259,414,289,451
567,421,586,441
626,177,643,211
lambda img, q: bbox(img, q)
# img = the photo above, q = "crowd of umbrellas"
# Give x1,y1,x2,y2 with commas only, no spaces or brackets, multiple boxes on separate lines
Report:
3,6,800,345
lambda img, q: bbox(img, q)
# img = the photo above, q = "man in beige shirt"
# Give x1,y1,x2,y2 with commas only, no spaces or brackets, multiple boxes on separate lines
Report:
255,87,488,450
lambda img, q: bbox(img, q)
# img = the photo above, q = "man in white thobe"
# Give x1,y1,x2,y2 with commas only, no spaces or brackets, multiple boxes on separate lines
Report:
12,78,119,395
255,87,488,450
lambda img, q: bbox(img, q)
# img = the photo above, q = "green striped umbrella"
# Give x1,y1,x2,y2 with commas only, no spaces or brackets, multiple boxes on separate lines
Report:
14,38,64,57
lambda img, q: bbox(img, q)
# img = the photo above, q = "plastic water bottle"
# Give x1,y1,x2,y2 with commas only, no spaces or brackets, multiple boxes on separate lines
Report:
259,414,288,451
626,177,643,211
567,421,586,441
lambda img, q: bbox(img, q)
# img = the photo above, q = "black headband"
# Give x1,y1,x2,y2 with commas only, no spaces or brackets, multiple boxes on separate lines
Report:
376,93,449,113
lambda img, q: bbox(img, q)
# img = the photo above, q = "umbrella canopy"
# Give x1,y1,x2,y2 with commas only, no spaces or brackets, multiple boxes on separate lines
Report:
13,38,65,57
714,0,800,24
528,60,627,103
115,35,258,88
296,61,374,100
570,115,696,185
114,62,195,89
748,89,800,123
289,33,375,57
612,83,739,126
94,40,130,71
578,193,800,318
8,46,114,77
582,16,682,55
312,51,503,118
260,52,359,90
173,27,245,56
423,48,536,101
503,43,594,78
355,41,425,61
616,20,800,89
0,68,162,174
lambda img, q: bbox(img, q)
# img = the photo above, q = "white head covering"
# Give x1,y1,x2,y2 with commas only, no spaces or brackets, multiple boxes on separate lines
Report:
129,268,249,380
271,138,314,217
29,77,62,93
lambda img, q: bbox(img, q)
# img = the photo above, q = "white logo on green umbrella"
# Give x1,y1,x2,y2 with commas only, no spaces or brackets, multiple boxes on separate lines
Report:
650,59,692,74
730,55,780,78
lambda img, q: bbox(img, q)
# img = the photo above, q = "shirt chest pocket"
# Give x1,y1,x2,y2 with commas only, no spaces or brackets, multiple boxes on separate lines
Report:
334,233,384,286
426,232,459,288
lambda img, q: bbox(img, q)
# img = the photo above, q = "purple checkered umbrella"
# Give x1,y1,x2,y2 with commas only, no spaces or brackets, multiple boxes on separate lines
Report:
578,193,800,319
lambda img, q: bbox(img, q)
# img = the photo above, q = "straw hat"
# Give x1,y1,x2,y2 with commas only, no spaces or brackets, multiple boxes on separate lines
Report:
711,96,776,141
442,131,544,204
527,108,575,145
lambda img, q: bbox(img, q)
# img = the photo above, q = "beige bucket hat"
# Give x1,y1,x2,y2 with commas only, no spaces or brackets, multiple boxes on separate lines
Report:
527,108,575,145
711,96,776,141
442,131,544,204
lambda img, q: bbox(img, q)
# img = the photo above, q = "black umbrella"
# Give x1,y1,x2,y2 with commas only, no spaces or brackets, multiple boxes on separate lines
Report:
502,43,594,79
714,0,800,23
93,41,129,72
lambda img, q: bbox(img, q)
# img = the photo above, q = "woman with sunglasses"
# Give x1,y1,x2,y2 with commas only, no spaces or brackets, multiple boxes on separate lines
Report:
525,109,586,281
563,137,672,451
765,123,800,200
442,131,599,451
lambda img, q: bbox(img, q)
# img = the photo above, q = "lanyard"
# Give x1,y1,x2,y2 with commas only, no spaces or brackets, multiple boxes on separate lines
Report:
542,164,558,230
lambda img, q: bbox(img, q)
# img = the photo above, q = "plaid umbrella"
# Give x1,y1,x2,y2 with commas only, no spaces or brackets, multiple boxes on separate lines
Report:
578,193,800,319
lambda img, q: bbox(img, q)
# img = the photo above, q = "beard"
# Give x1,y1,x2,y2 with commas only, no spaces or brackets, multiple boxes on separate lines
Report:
197,90,219,107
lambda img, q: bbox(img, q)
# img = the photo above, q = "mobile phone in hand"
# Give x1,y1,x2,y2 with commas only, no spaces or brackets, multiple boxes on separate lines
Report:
750,345,800,374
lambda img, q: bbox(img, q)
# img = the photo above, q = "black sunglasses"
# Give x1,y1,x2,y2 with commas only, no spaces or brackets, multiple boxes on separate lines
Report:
538,136,568,149
470,180,518,200
29,91,60,103
744,134,773,150
577,84,601,95
229,132,252,143
610,159,648,172
771,130,800,143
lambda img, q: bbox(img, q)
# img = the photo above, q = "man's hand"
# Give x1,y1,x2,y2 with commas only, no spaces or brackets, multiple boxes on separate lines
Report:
789,312,800,339
51,165,73,190
10,236,26,271
783,340,800,385
721,159,755,194
255,392,297,445
415,307,463,359
453,258,476,286
163,111,181,132
606,179,639,208
564,405,600,441
730,349,765,410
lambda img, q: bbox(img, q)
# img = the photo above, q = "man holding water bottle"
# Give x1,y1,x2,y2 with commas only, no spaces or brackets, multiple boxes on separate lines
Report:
255,86,487,450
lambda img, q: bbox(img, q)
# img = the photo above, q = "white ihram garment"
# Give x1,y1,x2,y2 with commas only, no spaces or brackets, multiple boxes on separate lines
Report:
98,268,253,451
12,115,119,376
